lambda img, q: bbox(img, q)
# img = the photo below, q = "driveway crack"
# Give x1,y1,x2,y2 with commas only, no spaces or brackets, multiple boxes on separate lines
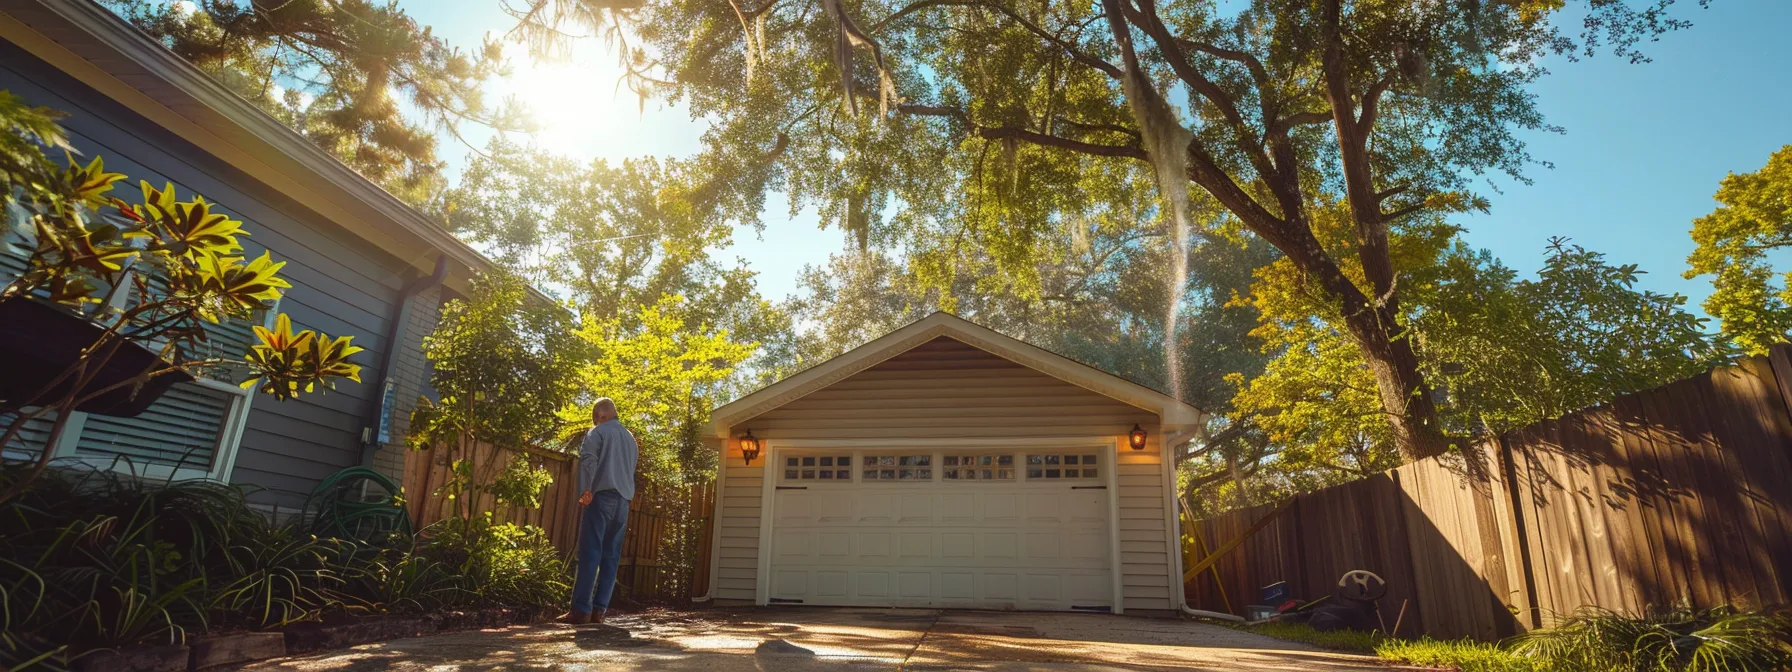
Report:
897,611,942,669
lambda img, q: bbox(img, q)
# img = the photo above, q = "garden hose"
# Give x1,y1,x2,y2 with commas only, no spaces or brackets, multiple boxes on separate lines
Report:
301,466,413,543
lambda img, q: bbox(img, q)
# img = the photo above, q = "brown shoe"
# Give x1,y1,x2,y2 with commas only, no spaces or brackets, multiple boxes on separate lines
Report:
556,610,590,626
591,611,605,625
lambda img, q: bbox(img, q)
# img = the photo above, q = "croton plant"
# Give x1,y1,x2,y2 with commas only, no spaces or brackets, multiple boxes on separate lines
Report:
0,90,362,500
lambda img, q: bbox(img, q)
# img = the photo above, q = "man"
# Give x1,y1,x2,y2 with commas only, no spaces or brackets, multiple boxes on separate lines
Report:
558,397,638,625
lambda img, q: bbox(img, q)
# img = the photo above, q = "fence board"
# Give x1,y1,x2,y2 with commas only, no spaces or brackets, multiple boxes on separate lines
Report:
1186,347,1792,640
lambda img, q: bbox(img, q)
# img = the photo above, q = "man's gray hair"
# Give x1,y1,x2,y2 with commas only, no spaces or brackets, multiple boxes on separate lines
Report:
593,398,618,418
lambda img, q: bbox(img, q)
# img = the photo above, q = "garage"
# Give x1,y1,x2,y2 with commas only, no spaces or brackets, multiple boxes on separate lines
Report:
764,446,1116,610
703,313,1207,615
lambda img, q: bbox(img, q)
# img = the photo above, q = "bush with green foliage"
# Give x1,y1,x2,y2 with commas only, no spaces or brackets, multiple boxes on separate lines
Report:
0,462,568,670
415,515,568,611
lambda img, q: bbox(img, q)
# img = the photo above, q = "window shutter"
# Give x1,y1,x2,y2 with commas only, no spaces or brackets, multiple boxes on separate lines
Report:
0,411,59,463
73,381,230,470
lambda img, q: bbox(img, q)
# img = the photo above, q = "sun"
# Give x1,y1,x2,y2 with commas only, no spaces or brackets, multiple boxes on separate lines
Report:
505,52,641,151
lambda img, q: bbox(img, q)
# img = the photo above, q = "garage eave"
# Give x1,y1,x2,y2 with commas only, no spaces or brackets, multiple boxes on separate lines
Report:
710,312,1210,439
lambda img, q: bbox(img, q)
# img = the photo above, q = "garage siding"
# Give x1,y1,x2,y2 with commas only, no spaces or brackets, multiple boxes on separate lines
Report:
714,337,1176,611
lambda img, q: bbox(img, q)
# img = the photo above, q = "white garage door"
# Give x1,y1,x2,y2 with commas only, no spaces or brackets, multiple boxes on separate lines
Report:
764,447,1115,611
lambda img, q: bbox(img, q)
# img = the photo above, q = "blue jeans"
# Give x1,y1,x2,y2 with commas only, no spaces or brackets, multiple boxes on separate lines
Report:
571,490,629,614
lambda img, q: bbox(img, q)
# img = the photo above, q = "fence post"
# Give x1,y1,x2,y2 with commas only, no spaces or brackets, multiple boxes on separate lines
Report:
1496,434,1543,630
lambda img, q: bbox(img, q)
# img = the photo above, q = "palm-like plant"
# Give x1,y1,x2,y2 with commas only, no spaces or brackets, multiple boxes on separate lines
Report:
1511,606,1792,672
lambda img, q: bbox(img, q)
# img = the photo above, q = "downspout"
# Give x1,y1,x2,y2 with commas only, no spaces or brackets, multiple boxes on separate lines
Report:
691,434,730,603
362,254,448,466
1176,492,1245,623
1165,427,1245,622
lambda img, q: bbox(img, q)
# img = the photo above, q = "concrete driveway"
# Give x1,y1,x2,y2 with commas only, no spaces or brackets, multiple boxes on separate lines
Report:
229,607,1389,671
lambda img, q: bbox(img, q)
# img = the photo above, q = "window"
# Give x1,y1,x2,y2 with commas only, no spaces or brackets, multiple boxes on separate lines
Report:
783,455,852,481
862,454,931,481
943,454,1015,481
0,205,265,481
1025,453,1100,480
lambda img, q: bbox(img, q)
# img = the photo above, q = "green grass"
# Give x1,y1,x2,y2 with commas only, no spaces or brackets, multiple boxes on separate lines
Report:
1242,622,1382,653
1238,606,1792,672
1376,637,1537,672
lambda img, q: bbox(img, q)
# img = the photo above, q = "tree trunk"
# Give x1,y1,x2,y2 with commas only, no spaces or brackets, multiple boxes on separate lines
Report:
1284,234,1450,462
1338,300,1449,461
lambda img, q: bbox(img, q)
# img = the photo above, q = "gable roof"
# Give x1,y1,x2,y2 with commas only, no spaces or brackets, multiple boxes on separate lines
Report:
711,312,1208,437
0,0,495,294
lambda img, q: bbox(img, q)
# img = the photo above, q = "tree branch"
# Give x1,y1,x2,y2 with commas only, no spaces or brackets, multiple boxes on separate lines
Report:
871,0,1123,79
898,104,1145,159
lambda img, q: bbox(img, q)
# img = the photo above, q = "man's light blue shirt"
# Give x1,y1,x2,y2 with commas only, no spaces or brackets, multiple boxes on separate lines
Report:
578,419,637,501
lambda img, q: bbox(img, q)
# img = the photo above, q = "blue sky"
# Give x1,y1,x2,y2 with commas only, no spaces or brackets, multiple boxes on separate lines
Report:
405,0,1791,316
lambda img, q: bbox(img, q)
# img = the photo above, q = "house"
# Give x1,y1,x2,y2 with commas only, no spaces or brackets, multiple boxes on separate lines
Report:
0,1,495,511
703,312,1208,615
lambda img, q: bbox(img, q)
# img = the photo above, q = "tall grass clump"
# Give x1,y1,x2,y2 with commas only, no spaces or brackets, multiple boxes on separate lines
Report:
0,461,568,670
1511,607,1792,672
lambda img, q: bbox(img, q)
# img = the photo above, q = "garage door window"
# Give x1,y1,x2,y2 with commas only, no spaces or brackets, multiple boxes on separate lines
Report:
942,454,1015,481
862,454,931,481
1026,453,1100,480
784,455,852,481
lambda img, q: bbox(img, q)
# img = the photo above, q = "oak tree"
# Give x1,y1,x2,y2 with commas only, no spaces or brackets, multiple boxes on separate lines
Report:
510,0,1703,461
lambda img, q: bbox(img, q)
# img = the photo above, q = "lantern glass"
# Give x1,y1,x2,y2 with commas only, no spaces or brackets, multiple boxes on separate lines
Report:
740,431,762,464
1128,424,1148,451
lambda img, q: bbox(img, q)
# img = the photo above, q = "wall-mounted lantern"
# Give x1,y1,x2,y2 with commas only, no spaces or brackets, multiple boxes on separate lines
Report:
1129,424,1148,451
739,429,762,466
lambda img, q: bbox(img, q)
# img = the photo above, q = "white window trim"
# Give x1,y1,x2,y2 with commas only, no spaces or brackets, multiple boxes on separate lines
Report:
755,437,1123,613
46,268,275,483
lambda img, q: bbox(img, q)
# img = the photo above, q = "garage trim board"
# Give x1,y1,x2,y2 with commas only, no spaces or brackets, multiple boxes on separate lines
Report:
754,437,1124,613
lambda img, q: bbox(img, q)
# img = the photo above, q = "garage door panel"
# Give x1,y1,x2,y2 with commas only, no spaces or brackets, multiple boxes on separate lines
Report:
982,532,1018,560
858,531,891,559
942,533,974,557
941,493,974,520
774,570,807,598
941,572,974,599
818,493,855,522
1065,493,1106,522
816,571,849,597
1023,574,1062,603
858,493,893,522
1025,493,1061,522
898,572,931,598
900,494,932,522
777,493,812,524
1025,532,1062,560
775,530,809,559
899,532,931,558
984,493,1019,520
985,573,1017,600
818,532,850,557
857,572,889,597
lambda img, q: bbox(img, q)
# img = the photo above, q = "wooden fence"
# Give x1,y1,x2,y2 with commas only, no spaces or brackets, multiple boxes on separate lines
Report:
1185,346,1792,641
402,440,716,604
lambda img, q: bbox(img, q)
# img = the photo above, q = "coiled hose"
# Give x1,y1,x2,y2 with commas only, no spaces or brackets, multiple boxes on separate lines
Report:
302,466,413,543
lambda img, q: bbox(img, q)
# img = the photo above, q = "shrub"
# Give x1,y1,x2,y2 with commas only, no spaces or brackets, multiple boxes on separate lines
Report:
1510,607,1792,672
416,515,568,611
0,462,572,669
